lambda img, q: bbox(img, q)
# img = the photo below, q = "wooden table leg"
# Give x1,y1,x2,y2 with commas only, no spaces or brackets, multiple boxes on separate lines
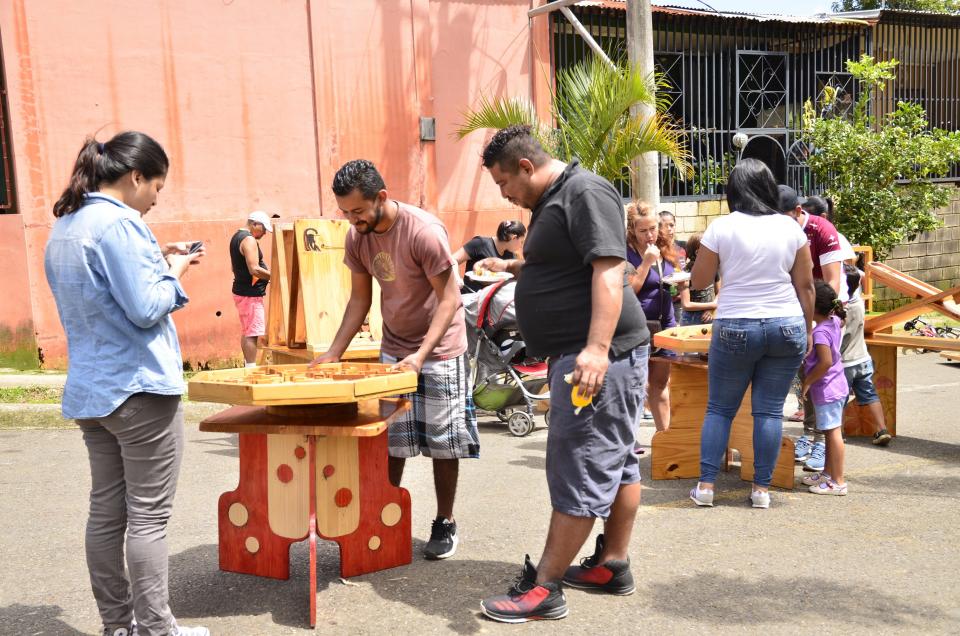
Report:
308,435,317,628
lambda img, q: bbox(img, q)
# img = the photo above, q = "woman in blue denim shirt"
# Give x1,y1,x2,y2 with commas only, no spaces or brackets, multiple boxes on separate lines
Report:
686,159,815,510
44,132,208,636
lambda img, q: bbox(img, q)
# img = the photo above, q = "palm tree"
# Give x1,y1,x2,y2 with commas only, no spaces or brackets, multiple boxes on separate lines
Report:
456,55,692,186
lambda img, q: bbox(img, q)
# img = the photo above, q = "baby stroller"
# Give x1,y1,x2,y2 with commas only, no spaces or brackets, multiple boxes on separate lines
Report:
463,280,550,437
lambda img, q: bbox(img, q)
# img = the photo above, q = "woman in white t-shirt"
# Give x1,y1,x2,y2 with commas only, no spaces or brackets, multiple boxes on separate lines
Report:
687,159,815,509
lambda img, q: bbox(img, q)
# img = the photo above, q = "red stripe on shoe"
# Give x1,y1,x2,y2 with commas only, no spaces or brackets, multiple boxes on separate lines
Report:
579,566,614,585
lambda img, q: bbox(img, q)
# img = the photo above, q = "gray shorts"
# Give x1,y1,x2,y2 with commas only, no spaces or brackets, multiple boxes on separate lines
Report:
546,345,648,519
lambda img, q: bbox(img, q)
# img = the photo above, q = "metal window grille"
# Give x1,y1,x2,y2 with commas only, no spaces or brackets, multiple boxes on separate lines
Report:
551,6,959,200
0,44,16,214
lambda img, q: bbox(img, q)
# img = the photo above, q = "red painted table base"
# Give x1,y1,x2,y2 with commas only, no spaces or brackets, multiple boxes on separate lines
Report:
202,399,413,627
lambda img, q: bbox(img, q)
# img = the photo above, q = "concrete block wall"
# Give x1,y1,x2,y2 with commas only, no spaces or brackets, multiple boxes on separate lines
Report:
873,190,960,312
671,189,960,315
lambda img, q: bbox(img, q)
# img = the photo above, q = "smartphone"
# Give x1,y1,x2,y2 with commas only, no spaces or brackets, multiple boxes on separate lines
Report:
188,240,204,254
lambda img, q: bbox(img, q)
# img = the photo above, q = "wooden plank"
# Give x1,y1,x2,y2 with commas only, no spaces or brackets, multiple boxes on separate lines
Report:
295,220,352,348
265,226,293,347
867,262,960,321
863,283,960,334
287,229,306,348
199,399,410,437
314,436,361,538
941,351,960,362
866,332,960,352
266,434,311,539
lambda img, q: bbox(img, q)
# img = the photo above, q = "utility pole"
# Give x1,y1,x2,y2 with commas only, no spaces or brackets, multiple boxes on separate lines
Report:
626,0,660,208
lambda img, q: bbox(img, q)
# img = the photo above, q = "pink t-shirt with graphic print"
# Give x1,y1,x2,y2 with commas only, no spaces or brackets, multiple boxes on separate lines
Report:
344,201,467,360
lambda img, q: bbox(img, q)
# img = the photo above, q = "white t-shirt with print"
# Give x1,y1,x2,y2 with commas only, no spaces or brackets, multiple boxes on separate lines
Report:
701,211,808,319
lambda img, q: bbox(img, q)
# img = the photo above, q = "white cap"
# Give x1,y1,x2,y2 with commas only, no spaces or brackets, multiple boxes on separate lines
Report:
247,210,273,233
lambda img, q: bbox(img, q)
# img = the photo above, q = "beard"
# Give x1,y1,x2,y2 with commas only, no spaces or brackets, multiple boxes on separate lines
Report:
354,202,384,235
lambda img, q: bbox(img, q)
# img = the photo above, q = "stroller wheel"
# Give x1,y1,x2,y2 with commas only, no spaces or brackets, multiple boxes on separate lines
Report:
507,411,535,437
543,408,550,427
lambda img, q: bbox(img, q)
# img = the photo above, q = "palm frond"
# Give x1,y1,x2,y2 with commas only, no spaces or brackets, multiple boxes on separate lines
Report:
453,54,692,186
455,96,540,139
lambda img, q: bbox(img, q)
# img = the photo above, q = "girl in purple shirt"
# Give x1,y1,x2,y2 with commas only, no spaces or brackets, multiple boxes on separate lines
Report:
801,281,850,496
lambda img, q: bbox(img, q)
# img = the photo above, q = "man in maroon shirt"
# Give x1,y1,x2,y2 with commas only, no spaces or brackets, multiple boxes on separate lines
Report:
779,185,844,471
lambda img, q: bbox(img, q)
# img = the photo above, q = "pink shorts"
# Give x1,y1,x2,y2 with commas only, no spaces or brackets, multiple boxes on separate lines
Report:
233,295,265,337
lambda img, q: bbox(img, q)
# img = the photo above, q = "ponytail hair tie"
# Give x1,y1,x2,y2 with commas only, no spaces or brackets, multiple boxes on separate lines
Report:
832,298,842,310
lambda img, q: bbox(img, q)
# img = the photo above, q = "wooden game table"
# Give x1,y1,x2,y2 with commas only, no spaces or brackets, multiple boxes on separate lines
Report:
190,364,417,627
650,324,797,489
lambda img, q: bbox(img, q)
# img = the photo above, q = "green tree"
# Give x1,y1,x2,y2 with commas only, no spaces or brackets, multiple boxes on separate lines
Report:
802,55,960,259
455,56,692,187
832,0,960,12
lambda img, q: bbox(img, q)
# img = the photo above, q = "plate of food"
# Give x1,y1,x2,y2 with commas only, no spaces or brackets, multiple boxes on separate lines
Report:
466,268,514,283
662,271,691,285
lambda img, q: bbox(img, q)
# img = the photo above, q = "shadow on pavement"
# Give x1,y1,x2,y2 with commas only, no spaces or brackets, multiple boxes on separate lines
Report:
190,434,238,459
168,540,517,633
844,434,960,465
648,572,945,628
359,538,519,634
0,603,86,635
168,543,336,628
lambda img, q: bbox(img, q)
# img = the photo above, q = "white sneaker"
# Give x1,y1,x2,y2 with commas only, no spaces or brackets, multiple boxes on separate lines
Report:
801,472,831,487
750,489,770,509
689,484,714,507
172,626,210,636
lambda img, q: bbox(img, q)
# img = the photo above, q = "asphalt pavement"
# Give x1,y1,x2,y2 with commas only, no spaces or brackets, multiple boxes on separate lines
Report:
1,353,958,635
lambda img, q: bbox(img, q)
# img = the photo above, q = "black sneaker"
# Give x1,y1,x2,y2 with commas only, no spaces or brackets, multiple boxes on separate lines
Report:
424,517,459,559
872,429,892,446
562,534,635,595
480,555,568,623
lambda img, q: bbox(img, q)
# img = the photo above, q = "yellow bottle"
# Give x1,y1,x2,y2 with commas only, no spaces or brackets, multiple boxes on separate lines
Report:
563,373,593,415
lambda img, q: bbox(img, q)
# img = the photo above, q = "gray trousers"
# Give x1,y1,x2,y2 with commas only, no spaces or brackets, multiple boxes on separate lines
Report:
78,393,184,636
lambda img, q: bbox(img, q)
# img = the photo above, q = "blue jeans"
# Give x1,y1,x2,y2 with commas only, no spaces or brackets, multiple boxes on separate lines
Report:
699,317,807,487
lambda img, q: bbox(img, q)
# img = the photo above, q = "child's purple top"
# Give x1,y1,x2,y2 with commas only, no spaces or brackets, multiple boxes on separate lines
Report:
803,315,849,405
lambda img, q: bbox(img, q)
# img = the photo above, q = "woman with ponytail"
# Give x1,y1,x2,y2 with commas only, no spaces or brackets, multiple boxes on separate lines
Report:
44,131,208,636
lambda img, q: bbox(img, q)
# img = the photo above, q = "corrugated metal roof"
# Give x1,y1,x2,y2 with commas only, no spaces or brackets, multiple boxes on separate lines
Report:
566,1,960,25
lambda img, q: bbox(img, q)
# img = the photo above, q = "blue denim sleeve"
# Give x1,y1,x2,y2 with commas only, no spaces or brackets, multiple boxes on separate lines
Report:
98,217,190,329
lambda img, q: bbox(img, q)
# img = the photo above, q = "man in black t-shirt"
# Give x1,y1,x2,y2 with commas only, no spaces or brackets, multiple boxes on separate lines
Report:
229,211,273,366
475,126,650,623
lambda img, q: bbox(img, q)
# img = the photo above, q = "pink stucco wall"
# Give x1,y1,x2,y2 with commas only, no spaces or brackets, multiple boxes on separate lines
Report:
0,0,549,367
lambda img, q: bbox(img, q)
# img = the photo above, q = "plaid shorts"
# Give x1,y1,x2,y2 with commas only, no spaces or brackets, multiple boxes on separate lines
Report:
380,352,479,460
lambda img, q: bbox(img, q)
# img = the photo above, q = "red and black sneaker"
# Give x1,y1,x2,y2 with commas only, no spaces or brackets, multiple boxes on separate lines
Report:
480,555,568,623
563,534,635,595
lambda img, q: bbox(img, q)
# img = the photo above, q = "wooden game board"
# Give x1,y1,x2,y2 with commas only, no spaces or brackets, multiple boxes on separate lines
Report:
188,363,417,406
652,324,713,353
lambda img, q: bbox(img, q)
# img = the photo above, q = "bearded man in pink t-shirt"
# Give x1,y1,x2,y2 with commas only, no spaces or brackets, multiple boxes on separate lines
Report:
311,159,477,561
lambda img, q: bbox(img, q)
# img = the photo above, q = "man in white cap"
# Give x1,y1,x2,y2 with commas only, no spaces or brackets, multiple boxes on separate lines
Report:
230,211,273,366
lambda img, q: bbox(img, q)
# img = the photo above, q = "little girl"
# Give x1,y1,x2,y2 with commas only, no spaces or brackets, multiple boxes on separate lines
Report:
679,233,718,326
801,281,850,495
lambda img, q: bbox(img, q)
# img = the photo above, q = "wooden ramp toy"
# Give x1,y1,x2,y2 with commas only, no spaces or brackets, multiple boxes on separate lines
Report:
864,262,960,333
262,219,384,364
650,326,795,489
